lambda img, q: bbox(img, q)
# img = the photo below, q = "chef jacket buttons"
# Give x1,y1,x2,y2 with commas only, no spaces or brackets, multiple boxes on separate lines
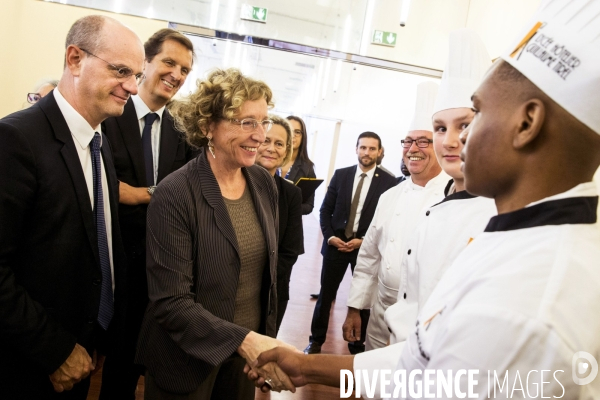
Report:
408,249,412,255
390,238,394,242
426,211,430,216
403,293,407,299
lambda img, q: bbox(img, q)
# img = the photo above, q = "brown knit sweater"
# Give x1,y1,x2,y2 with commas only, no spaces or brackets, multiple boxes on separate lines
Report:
223,187,267,332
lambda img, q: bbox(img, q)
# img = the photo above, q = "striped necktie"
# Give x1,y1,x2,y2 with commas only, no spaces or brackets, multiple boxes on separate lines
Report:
91,132,113,330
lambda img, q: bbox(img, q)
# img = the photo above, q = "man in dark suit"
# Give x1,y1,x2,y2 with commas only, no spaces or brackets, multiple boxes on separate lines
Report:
0,16,144,399
305,132,397,355
100,29,197,398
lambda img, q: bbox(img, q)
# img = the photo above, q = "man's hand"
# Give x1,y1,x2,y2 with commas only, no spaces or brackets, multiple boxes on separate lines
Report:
345,238,363,251
246,347,307,392
337,238,362,252
48,344,93,392
342,307,362,342
119,181,151,205
238,332,299,392
328,237,346,249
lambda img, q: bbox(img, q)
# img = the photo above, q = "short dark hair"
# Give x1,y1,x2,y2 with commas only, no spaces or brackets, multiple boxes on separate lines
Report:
286,115,314,167
144,29,195,63
356,131,382,149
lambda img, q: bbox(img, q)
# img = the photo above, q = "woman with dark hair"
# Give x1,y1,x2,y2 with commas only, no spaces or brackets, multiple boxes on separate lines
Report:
279,115,317,214
255,115,304,333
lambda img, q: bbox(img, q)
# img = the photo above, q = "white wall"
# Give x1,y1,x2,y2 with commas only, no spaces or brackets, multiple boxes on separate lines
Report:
0,0,167,118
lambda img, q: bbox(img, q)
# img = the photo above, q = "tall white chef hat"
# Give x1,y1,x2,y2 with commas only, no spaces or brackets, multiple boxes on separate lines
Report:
432,28,492,116
500,0,600,134
408,81,439,132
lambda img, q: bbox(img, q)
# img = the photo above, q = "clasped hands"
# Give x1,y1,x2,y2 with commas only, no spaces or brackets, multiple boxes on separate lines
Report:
330,237,362,253
238,332,305,393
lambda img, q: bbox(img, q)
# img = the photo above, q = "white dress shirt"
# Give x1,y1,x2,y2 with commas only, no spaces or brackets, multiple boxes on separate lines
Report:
54,88,114,291
132,95,166,185
350,165,377,234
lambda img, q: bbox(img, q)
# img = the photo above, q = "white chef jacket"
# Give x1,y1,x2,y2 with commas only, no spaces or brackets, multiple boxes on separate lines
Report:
355,183,600,399
347,171,449,349
384,192,497,345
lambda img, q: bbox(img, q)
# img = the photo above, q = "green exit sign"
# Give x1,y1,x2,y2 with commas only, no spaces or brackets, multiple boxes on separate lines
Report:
241,4,268,23
372,30,397,47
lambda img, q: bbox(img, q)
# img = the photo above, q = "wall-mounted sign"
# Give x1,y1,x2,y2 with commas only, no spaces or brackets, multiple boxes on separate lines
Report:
241,4,268,23
372,30,397,47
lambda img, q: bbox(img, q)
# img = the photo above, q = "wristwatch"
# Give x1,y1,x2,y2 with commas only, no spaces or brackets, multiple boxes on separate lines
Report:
147,186,157,196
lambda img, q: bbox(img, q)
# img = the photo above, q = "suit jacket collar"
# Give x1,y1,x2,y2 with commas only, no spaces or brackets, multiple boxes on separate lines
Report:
360,166,385,225
157,110,181,183
194,148,278,262
38,93,100,266
117,99,148,185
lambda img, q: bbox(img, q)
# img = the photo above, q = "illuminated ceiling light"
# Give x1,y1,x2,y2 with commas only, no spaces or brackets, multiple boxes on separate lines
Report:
399,0,411,27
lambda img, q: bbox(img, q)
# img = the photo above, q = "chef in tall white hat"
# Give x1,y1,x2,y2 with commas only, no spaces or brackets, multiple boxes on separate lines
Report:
378,28,499,349
245,1,600,398
343,80,450,353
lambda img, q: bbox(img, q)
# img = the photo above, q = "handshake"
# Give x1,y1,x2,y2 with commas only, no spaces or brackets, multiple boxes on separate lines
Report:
239,331,349,393
238,331,306,393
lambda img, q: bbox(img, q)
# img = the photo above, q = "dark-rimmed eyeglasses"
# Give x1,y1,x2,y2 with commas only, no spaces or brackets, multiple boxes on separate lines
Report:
80,48,145,85
230,118,273,132
27,93,42,104
401,138,433,148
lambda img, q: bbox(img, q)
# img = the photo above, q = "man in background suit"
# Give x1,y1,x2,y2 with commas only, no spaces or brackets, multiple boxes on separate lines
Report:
0,16,144,399
304,132,397,355
100,29,196,398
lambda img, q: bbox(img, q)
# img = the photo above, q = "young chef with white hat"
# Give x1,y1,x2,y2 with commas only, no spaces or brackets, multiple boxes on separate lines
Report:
247,1,600,397
383,28,498,346
343,81,449,351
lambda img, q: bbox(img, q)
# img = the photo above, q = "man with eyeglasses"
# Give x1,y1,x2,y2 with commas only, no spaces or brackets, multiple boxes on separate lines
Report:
0,16,143,399
99,28,197,399
304,132,398,356
343,81,450,352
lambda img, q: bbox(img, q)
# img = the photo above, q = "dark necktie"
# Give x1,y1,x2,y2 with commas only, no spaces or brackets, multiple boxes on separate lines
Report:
345,173,367,239
91,132,114,330
142,113,159,186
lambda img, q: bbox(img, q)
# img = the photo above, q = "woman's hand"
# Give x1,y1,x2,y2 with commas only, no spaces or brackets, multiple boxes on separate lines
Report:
237,332,299,392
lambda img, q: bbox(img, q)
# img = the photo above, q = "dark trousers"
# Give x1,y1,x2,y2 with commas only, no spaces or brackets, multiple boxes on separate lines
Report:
309,252,370,348
100,253,147,400
145,355,254,400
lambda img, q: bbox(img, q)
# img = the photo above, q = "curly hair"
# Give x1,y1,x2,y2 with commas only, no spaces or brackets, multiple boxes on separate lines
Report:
169,68,274,148
269,114,293,166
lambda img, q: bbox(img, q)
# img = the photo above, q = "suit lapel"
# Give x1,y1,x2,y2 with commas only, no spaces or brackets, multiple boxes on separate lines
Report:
359,166,382,223
40,93,100,264
344,165,358,215
118,100,148,186
157,110,179,183
196,150,240,256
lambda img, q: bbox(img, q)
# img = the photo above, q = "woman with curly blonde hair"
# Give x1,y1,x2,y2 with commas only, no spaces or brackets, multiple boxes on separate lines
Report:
136,68,295,398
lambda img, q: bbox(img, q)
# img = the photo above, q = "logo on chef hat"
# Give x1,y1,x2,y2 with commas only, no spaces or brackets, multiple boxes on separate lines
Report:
572,351,598,385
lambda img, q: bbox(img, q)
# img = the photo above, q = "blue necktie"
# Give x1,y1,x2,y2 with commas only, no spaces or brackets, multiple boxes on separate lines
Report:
91,133,114,330
142,113,159,186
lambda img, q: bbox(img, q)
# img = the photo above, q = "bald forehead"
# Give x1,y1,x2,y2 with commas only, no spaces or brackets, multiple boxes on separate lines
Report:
97,20,145,72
